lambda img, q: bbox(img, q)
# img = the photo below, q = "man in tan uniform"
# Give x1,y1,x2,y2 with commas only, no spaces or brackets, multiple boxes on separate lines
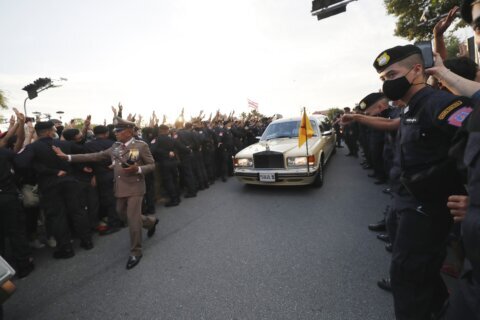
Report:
53,117,158,270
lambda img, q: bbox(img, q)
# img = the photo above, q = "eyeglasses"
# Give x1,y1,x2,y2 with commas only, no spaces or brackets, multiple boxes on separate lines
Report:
114,128,126,133
472,17,480,32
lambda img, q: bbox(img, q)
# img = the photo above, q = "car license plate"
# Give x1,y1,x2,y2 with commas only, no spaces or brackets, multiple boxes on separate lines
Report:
259,172,276,182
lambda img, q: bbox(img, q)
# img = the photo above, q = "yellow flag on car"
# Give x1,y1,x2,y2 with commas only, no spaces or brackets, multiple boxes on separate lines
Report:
298,109,314,148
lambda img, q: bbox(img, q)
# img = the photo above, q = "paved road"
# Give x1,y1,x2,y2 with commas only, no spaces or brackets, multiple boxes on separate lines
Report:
5,148,395,320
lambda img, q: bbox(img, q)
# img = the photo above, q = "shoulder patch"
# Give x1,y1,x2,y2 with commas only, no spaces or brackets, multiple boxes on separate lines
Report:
447,107,473,127
438,100,463,120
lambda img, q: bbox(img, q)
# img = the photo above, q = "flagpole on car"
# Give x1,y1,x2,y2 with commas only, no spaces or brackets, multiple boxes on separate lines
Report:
304,107,310,175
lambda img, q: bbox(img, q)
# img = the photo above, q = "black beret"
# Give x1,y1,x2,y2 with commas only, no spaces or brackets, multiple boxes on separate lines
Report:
34,121,55,131
93,125,109,135
462,0,475,24
62,128,80,141
359,92,386,111
373,45,422,72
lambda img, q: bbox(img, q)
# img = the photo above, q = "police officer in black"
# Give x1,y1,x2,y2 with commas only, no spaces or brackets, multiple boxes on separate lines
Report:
174,120,197,197
342,45,473,319
15,121,93,259
342,107,359,157
201,121,217,185
84,125,122,234
0,110,34,278
151,124,187,207
424,2,480,317
190,122,209,190
359,93,390,184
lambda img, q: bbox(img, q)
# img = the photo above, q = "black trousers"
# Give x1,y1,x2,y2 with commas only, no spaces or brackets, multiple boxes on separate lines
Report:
0,193,31,266
41,180,91,250
203,149,216,183
179,155,197,195
78,180,99,228
391,206,452,320
193,151,208,188
160,162,180,200
96,174,122,227
143,171,156,214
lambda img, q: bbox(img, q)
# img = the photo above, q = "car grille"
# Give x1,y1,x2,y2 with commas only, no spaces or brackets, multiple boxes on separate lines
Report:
253,151,284,169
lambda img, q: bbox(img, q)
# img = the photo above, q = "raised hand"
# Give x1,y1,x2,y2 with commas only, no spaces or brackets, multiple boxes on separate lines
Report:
433,6,459,38
13,108,25,122
111,106,117,116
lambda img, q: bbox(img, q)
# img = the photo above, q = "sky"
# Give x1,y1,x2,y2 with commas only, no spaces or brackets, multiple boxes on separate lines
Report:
0,0,473,126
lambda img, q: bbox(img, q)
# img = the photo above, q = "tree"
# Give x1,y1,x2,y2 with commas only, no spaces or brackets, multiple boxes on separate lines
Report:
384,0,461,41
445,33,461,58
0,90,7,109
326,108,343,120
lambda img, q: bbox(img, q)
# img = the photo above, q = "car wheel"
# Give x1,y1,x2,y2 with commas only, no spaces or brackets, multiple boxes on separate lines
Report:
312,159,324,188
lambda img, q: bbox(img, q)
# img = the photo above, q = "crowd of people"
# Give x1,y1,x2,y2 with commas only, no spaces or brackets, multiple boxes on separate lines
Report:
2,1,480,319
336,3,480,319
0,102,273,314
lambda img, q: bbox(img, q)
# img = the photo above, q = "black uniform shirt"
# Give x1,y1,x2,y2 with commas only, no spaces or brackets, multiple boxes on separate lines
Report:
0,147,17,194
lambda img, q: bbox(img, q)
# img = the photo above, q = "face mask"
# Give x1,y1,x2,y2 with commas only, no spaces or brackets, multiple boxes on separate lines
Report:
382,68,415,101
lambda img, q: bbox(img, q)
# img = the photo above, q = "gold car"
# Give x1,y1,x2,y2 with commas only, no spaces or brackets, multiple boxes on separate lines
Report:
234,115,336,187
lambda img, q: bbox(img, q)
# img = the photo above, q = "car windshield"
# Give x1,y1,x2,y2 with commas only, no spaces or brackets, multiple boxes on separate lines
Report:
260,120,318,141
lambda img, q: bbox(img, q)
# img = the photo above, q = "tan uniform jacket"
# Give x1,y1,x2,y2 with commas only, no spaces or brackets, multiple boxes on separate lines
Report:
71,139,155,198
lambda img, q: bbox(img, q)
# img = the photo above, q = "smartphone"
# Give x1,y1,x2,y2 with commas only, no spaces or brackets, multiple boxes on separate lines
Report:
414,41,434,69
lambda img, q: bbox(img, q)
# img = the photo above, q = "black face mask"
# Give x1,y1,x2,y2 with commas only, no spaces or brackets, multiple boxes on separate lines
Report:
382,68,414,101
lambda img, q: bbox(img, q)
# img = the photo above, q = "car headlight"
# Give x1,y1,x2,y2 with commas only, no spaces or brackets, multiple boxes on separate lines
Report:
235,158,253,167
287,155,315,167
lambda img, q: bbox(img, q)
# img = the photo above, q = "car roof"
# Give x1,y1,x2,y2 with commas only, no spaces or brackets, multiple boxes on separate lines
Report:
270,114,328,124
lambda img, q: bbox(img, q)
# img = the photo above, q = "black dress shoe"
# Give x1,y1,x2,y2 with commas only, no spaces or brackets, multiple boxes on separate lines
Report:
99,226,121,236
363,165,373,169
16,260,35,279
126,255,142,270
382,188,392,195
374,179,387,185
385,243,393,253
376,234,390,243
53,248,75,259
165,200,180,207
377,278,392,292
80,240,94,250
345,153,353,157
147,218,159,238
368,220,386,232
367,173,377,178
184,193,197,198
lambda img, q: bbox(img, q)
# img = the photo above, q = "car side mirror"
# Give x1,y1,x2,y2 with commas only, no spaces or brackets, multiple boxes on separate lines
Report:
321,131,332,136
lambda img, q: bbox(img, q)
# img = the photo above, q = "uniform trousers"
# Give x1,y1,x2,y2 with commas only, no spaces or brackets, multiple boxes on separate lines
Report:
41,180,91,250
116,195,156,257
0,193,31,266
391,205,452,320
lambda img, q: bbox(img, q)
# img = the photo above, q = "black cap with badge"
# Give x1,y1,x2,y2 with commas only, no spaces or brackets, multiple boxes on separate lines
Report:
358,92,386,111
373,45,422,73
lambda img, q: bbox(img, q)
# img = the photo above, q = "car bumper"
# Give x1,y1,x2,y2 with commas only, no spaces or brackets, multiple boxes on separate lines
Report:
234,167,318,186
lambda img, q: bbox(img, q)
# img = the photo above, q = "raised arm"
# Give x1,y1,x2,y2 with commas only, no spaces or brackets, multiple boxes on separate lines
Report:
342,114,400,131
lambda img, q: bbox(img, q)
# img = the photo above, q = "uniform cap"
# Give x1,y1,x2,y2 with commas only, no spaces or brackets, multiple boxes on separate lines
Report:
373,45,422,72
359,92,386,111
113,116,135,131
